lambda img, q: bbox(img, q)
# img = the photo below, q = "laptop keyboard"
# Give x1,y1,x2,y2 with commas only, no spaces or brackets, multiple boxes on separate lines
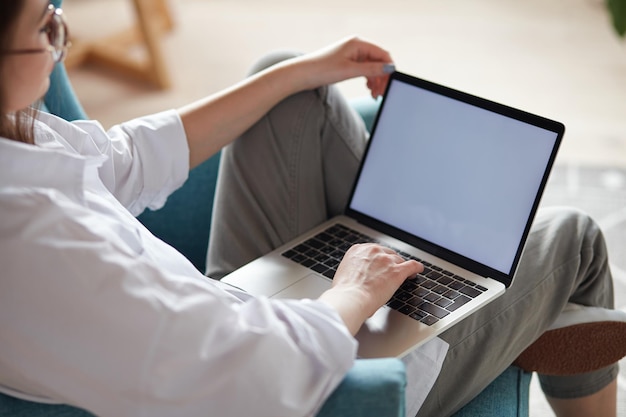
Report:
281,224,487,326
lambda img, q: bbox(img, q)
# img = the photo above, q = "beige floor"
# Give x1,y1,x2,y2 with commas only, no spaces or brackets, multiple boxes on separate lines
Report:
63,0,626,415
65,0,626,168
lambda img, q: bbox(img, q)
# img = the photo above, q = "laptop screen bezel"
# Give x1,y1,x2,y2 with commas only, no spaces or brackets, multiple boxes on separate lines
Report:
344,71,564,288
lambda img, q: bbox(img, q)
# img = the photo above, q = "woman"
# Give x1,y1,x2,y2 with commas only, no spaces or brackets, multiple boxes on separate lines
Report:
0,1,624,416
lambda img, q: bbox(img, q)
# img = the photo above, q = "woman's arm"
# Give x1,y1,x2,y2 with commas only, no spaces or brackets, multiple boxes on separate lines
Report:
178,36,394,168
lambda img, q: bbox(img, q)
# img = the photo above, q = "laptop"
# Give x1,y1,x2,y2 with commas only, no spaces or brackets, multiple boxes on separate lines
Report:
222,71,564,358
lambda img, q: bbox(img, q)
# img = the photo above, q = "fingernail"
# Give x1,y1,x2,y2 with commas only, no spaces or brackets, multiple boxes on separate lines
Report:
383,63,396,74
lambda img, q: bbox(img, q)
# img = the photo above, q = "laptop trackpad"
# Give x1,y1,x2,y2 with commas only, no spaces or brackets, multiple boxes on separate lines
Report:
272,274,331,299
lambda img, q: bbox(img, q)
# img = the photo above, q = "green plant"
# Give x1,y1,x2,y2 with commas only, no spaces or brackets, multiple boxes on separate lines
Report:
607,0,626,37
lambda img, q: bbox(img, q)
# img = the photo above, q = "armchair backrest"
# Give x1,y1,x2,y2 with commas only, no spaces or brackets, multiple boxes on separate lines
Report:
43,65,87,121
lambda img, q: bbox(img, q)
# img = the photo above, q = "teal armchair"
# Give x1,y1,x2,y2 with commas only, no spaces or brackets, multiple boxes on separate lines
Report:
0,1,532,414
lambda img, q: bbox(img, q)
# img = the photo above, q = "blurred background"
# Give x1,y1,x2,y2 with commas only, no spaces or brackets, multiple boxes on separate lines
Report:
62,0,626,415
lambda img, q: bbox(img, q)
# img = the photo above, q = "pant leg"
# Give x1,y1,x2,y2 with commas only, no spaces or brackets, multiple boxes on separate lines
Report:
205,80,368,279
415,206,616,416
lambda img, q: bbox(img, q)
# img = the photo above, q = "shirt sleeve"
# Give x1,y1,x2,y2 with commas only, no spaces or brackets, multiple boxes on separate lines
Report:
50,110,191,216
0,188,357,417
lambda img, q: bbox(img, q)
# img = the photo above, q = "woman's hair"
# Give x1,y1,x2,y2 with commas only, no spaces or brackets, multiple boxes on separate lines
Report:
0,0,37,144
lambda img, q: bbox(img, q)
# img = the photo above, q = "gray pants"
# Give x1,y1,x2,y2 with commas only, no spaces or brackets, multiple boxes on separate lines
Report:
206,55,617,416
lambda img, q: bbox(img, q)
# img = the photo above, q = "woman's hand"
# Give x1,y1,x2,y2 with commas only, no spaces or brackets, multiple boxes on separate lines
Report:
287,36,395,98
180,36,394,169
318,244,423,335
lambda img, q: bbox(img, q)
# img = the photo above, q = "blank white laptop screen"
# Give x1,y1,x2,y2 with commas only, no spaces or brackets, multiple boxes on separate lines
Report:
349,80,559,275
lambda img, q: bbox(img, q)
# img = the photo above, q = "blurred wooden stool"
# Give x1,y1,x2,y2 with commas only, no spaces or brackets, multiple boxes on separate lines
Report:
66,0,173,89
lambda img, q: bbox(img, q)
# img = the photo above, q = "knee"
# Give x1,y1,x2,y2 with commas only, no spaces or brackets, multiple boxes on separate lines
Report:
248,50,303,76
541,206,597,234
547,206,607,258
561,207,600,238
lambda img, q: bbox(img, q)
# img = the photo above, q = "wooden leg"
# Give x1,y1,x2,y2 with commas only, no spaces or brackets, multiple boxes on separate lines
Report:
66,0,173,89
127,0,171,88
153,0,175,32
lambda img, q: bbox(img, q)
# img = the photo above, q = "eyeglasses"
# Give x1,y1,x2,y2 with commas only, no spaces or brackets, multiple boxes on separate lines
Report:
3,4,71,63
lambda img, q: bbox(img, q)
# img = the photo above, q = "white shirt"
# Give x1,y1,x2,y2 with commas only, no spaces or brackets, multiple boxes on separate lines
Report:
0,111,358,417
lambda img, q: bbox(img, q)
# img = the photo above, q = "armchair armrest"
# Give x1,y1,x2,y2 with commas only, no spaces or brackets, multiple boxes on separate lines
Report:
0,359,406,417
317,358,406,417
